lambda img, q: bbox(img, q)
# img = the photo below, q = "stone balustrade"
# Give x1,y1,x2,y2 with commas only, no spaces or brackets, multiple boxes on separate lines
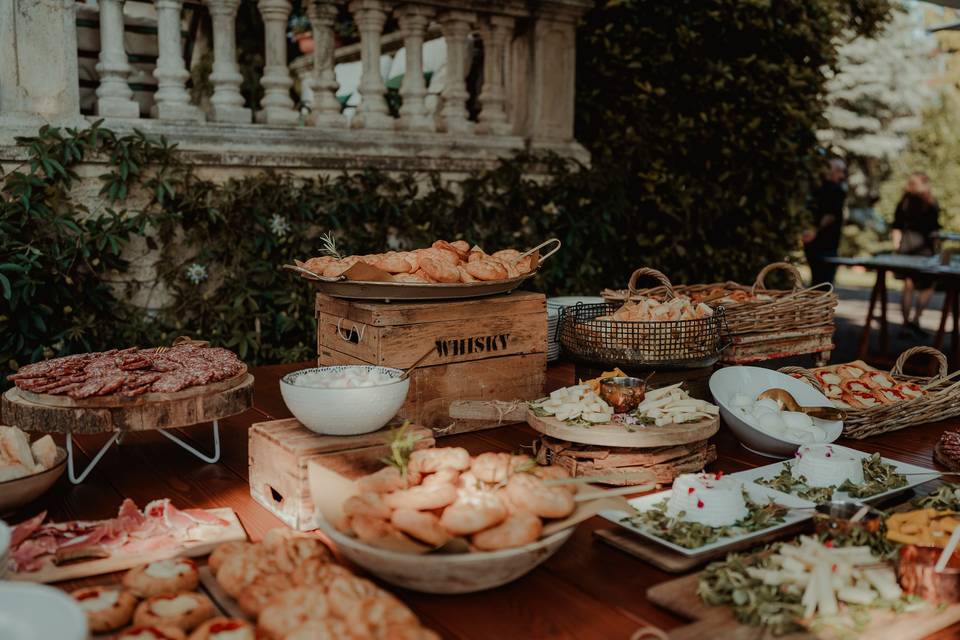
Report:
0,0,591,174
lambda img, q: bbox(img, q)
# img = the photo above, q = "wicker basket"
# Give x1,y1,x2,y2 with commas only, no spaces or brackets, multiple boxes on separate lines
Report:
780,346,960,439
558,268,727,369
602,262,838,335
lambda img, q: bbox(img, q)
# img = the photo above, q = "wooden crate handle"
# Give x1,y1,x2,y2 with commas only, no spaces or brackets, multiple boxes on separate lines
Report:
335,318,366,345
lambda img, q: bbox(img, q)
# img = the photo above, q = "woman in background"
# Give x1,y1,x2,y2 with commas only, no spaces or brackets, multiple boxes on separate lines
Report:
892,172,941,336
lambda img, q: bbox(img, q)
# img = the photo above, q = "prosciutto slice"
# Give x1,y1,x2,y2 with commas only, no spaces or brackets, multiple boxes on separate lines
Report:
7,498,228,573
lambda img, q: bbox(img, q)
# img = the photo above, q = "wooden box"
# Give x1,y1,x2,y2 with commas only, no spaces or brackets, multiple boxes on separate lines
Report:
316,292,547,433
248,418,434,530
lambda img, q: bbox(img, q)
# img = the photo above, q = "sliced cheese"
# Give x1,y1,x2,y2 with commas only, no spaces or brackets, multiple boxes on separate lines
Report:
145,559,190,579
76,589,120,612
150,594,197,617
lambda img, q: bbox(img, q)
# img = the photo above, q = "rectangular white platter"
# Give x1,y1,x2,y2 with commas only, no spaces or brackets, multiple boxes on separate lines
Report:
599,482,816,557
728,445,940,505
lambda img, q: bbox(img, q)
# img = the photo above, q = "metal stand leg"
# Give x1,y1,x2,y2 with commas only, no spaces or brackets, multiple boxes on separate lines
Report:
67,432,120,484
158,420,221,463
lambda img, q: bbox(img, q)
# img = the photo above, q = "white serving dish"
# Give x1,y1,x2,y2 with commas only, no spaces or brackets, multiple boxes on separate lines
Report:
0,519,10,579
729,445,939,504
315,518,574,594
0,582,87,640
599,482,815,557
546,296,604,309
709,366,843,458
280,366,410,436
0,447,67,515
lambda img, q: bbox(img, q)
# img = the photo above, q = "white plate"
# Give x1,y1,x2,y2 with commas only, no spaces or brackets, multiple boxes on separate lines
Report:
0,582,86,640
729,445,939,504
546,296,604,308
599,482,815,556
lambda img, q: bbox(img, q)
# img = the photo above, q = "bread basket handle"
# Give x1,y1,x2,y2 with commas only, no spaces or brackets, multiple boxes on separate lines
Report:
628,268,676,300
778,366,822,391
752,262,804,294
891,346,948,378
516,238,561,265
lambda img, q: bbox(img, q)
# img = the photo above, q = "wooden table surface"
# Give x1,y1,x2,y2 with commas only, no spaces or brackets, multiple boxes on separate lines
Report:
8,361,960,639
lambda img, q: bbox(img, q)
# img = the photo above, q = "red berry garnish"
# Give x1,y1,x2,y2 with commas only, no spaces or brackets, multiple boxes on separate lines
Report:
824,540,833,548
688,487,696,494
697,499,704,509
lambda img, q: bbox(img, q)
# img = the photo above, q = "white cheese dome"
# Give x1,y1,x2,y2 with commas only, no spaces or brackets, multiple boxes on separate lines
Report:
666,473,748,527
792,444,863,488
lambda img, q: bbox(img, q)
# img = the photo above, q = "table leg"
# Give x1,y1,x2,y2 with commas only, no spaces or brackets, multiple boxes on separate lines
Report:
158,420,221,463
934,287,953,352
878,269,889,356
857,269,882,360
67,432,120,484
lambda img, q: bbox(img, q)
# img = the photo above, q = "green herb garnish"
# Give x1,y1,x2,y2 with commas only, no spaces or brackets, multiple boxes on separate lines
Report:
755,453,907,504
380,421,421,486
912,483,960,510
319,231,342,259
624,491,789,549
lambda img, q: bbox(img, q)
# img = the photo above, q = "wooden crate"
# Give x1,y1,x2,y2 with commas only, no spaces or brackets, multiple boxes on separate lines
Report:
317,292,547,433
721,324,834,366
248,418,434,530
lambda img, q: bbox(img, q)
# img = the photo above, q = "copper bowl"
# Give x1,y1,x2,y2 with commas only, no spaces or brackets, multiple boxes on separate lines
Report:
898,544,960,603
599,377,646,414
812,501,883,537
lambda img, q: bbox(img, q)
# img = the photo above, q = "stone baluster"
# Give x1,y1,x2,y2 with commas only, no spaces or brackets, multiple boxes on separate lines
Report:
476,15,513,136
435,10,475,135
94,0,140,118
205,0,250,123
394,4,434,132
152,0,203,121
306,0,345,127
348,0,393,130
257,0,299,124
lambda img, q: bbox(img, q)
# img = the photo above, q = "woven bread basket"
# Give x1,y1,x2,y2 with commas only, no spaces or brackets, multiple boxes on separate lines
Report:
780,346,960,439
602,262,837,335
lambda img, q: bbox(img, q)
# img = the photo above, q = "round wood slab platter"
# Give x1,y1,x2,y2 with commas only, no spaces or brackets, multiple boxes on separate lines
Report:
526,409,719,448
16,365,248,408
1,374,255,435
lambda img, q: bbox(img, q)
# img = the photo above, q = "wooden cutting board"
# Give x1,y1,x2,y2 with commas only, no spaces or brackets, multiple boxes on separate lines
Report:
12,508,247,584
3,374,255,434
527,410,719,448
648,572,960,639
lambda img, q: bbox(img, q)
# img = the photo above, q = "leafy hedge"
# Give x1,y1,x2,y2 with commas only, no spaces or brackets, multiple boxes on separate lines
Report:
1,1,892,376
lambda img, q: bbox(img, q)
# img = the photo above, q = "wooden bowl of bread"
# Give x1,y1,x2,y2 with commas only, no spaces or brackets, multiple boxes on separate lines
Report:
0,426,66,514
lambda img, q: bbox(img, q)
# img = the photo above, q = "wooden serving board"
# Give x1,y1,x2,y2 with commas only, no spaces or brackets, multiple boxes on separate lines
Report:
2,374,255,434
594,516,809,573
12,508,247,584
648,572,960,639
526,409,719,448
16,366,249,408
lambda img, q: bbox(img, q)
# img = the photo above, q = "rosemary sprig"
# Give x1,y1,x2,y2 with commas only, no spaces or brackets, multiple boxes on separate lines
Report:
319,231,342,259
912,483,960,510
755,454,907,503
380,422,422,487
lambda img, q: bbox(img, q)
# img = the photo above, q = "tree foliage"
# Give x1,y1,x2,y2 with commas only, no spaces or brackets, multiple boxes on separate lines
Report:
575,0,892,282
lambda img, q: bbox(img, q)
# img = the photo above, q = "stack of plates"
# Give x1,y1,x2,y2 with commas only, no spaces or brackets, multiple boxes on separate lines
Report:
545,296,604,362
0,520,9,579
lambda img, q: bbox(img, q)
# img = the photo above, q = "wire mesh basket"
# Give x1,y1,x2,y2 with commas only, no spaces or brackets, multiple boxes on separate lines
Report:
557,268,728,369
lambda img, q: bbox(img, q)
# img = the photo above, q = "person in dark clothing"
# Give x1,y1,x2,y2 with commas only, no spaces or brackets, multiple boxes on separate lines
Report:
803,158,847,287
892,172,941,334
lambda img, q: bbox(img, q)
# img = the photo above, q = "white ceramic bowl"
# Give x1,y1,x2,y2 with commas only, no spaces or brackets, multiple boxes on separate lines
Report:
0,447,67,516
280,366,410,436
0,582,87,640
709,366,843,458
316,519,574,594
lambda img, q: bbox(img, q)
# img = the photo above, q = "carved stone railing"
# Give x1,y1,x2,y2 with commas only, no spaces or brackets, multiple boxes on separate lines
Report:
0,0,591,173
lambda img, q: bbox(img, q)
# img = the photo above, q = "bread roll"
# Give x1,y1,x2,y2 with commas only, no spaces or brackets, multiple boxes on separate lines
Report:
30,435,57,470
0,426,36,469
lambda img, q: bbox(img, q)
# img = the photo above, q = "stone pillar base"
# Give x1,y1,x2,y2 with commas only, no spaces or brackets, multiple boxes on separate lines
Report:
151,102,205,122
437,118,474,135
352,112,394,130
96,99,141,119
310,111,346,128
210,104,252,124
476,121,512,136
260,107,300,125
395,114,434,132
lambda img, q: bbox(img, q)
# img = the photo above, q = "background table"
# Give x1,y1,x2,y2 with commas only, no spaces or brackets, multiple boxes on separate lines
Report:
8,361,959,639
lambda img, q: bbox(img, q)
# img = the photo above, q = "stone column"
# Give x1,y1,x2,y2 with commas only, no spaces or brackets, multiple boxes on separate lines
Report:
257,0,299,124
524,7,580,142
94,0,140,118
394,4,434,132
306,0,345,127
476,15,513,136
348,0,392,130
0,0,84,126
152,0,203,121
435,10,475,135
205,0,250,123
